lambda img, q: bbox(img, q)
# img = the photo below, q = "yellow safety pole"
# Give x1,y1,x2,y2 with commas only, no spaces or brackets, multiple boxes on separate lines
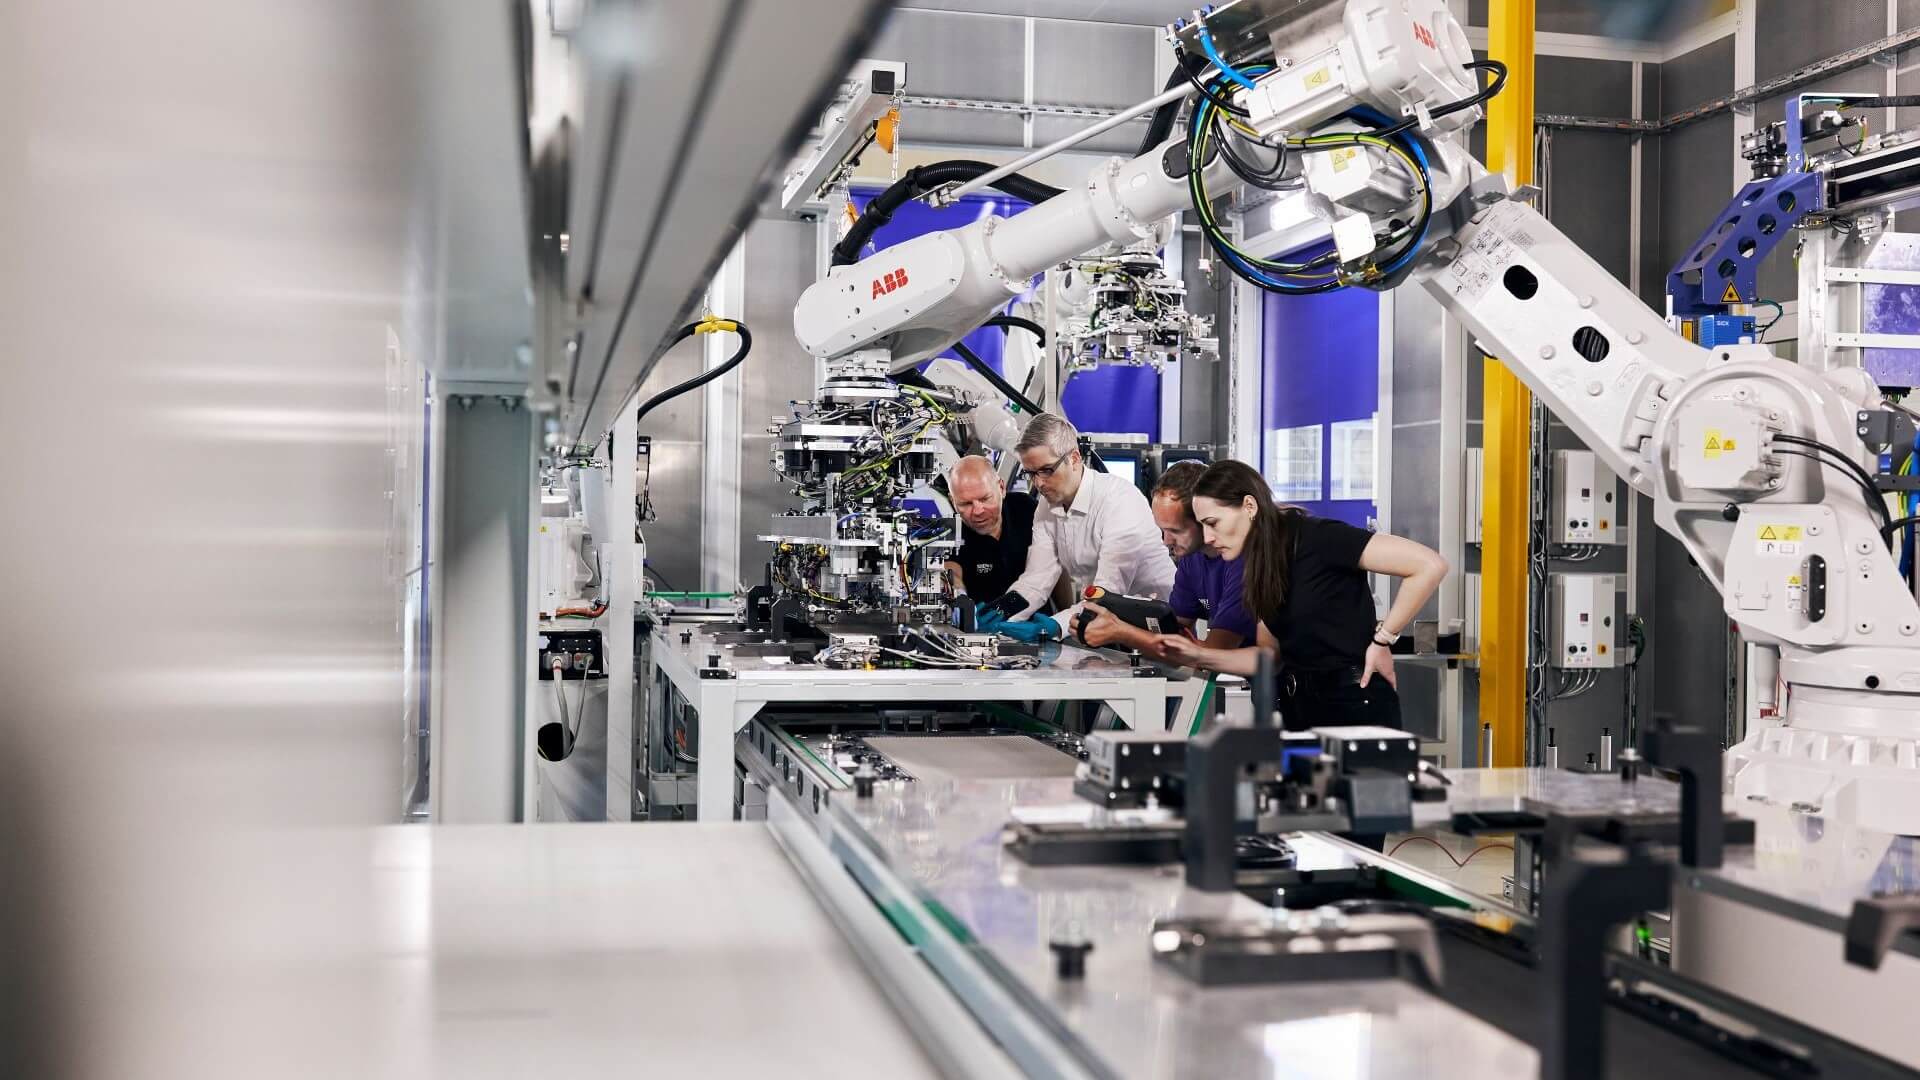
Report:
1479,0,1535,767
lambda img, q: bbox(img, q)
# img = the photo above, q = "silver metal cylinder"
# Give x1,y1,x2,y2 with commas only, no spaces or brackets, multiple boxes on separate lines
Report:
1546,727,1558,771
1482,722,1494,768
1599,728,1615,772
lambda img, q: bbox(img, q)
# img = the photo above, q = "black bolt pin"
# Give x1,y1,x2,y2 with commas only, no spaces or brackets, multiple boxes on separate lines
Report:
680,630,692,645
853,761,876,799
1049,939,1094,980
706,653,722,669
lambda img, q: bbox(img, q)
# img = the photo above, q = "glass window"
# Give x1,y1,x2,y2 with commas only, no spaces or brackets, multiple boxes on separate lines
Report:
1328,416,1376,501
1265,423,1322,504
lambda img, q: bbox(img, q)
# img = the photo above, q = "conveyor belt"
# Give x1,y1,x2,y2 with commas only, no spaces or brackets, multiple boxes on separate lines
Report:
862,734,1081,782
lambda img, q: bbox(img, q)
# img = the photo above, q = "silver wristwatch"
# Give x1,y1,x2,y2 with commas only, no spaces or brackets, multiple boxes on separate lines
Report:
1371,621,1399,647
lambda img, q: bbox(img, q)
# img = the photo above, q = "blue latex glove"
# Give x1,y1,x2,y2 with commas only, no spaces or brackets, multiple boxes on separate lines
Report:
997,614,1061,643
973,608,1009,633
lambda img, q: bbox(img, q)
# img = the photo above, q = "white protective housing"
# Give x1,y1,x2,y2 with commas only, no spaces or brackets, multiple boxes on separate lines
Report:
1242,0,1479,141
922,357,1020,453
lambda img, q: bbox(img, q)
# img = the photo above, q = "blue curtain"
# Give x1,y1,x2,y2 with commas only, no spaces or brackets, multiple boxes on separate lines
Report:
1260,242,1378,526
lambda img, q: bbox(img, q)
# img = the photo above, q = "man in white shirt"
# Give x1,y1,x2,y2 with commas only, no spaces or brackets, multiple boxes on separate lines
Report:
976,413,1176,641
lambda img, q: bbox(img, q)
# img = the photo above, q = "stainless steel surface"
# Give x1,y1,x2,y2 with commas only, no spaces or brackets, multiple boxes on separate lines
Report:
863,734,1081,781
1426,765,1684,821
739,217,824,582
1673,870,1920,1070
822,775,1540,1078
51,822,942,1078
1697,802,1919,939
766,791,1024,1079
558,0,890,446
1672,803,1920,1069
397,824,938,1076
435,398,535,823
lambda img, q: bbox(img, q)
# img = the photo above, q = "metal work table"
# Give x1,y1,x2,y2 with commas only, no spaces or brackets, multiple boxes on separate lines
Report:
651,621,1189,819
1416,765,1684,822
784,772,1540,1078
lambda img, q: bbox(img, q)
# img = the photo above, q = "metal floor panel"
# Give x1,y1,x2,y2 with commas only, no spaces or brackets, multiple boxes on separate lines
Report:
863,735,1080,782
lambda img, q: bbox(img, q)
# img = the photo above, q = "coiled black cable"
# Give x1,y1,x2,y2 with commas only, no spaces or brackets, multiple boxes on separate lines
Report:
632,319,752,427
832,161,1064,267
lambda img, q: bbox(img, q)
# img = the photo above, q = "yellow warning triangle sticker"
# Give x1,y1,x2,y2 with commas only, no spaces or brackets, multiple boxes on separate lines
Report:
1722,280,1742,303
1705,435,1722,450
1759,526,1778,540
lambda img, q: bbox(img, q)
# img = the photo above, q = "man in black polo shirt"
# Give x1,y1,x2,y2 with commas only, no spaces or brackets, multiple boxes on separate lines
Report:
944,455,1037,605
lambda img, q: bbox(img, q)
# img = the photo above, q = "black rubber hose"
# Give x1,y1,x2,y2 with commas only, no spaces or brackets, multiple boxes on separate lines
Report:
633,321,753,427
832,160,1065,266
984,314,1047,347
952,339,1041,416
1136,62,1192,155
953,337,1106,475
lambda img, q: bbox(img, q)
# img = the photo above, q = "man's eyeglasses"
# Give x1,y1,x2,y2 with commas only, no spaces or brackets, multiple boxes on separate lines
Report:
1021,453,1073,482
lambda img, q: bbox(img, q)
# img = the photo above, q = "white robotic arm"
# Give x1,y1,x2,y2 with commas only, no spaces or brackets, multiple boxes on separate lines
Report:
790,0,1920,827
794,140,1233,371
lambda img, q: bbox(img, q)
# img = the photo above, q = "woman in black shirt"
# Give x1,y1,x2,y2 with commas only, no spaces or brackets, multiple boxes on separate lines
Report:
1157,460,1448,729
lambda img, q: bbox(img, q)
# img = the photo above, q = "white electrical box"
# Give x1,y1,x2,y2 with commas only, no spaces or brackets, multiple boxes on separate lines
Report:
1464,571,1480,653
1552,450,1622,545
1465,447,1483,544
1550,573,1619,669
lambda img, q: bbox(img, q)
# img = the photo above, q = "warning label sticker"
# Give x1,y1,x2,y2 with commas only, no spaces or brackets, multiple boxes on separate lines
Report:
1438,202,1544,302
1330,147,1357,172
1721,280,1742,303
1756,524,1804,557
1305,67,1332,90
1702,429,1737,458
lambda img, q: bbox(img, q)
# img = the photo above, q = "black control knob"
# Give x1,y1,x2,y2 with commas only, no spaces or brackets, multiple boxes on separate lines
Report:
680,630,693,645
1721,503,1741,522
706,653,722,668
1049,939,1094,980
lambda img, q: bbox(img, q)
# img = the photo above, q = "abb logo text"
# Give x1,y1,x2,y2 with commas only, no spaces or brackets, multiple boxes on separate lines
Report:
1411,23,1437,49
871,268,909,299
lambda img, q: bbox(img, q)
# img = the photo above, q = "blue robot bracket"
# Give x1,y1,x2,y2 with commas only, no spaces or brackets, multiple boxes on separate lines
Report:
1665,93,1867,324
1666,169,1821,318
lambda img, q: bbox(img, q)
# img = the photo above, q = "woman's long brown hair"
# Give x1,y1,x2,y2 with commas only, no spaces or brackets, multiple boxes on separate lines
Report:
1193,460,1304,617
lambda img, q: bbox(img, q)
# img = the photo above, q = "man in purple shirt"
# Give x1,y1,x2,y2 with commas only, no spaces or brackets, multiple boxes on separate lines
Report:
1079,460,1253,662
